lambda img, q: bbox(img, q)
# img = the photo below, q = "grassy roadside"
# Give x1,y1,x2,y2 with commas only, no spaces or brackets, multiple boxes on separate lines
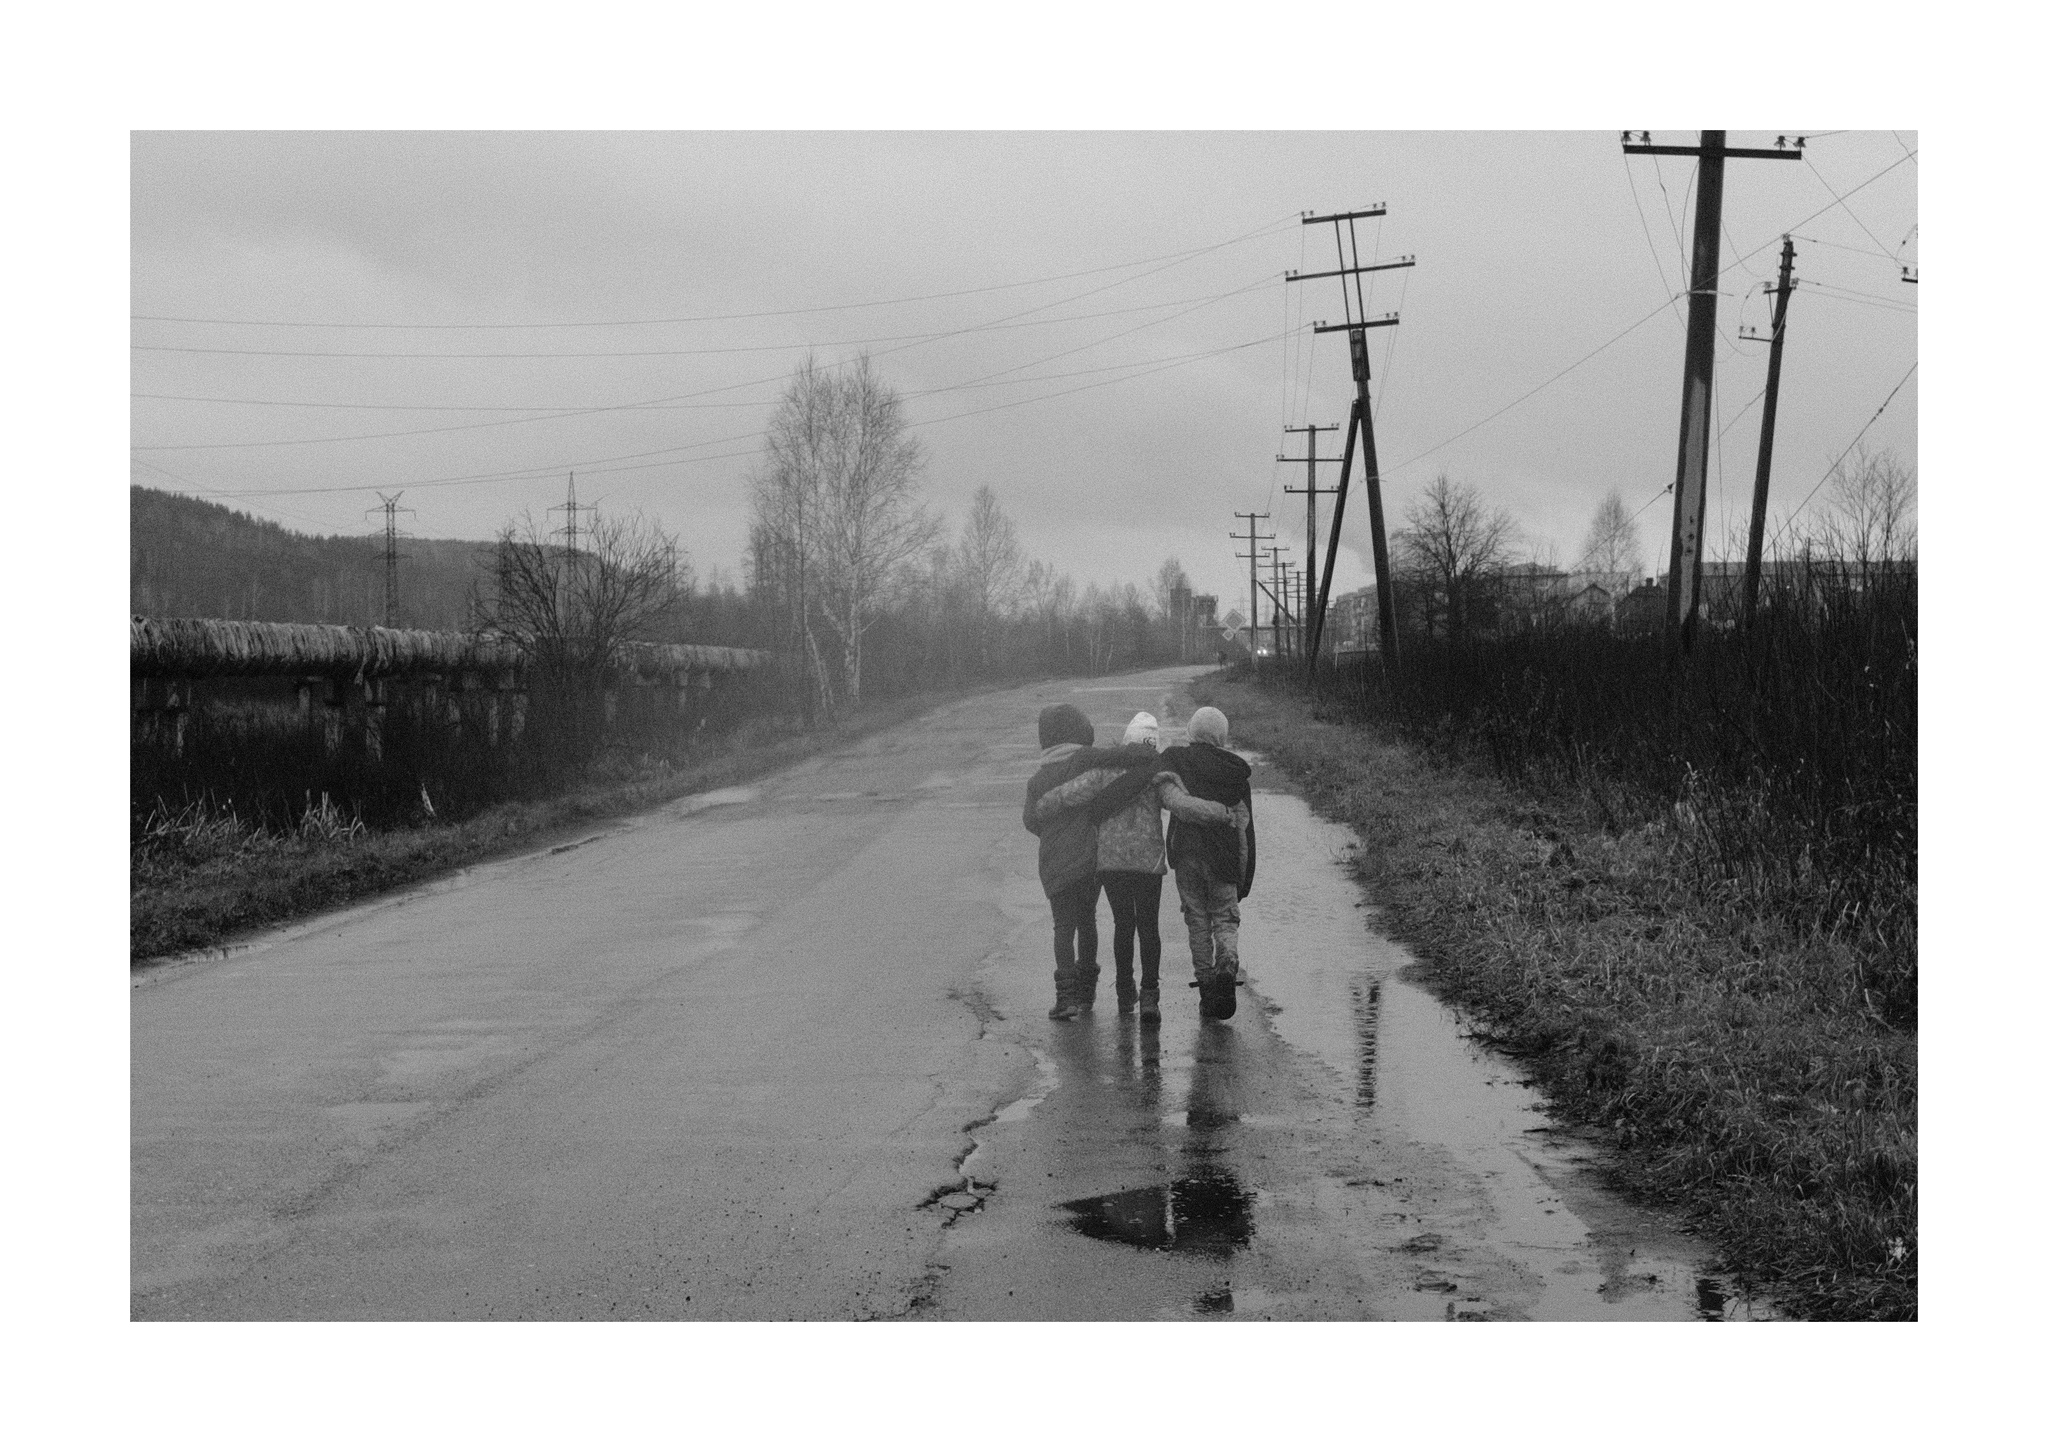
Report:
131,688,969,967
1194,672,1916,1320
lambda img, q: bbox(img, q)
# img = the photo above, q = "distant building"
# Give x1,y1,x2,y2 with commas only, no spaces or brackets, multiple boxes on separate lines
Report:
1658,558,1916,626
1615,578,1664,634
1330,586,1379,652
1169,586,1225,659
1493,567,1635,631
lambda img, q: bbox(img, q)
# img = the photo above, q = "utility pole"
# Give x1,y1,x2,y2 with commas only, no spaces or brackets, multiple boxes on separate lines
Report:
1231,512,1268,664
1289,208,1415,670
1280,421,1341,662
1268,546,1293,659
1622,131,1802,647
1741,235,1798,623
367,491,413,630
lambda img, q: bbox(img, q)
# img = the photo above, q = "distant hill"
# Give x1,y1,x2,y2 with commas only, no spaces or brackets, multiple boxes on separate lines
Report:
129,486,765,646
131,487,489,629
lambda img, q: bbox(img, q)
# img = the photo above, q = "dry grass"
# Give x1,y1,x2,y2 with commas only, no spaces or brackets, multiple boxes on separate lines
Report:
1196,673,1915,1320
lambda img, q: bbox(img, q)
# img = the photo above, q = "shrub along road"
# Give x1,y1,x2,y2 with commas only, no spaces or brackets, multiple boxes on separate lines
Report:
1191,671,1915,1320
134,665,1764,1321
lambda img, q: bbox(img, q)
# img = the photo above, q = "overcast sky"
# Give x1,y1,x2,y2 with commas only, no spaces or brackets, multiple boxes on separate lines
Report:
131,130,1916,617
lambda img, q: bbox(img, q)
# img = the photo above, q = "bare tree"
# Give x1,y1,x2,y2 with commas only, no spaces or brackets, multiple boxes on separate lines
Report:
955,485,1023,671
474,507,687,759
477,508,685,664
752,354,936,715
1578,488,1645,579
1395,472,1518,641
1817,445,1917,569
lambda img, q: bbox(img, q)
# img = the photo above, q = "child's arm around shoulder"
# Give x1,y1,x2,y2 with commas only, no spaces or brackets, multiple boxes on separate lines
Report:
1026,765,1122,829
1155,772,1231,825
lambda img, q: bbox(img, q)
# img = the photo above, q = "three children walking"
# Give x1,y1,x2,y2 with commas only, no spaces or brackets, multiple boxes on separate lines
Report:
1023,703,1256,1023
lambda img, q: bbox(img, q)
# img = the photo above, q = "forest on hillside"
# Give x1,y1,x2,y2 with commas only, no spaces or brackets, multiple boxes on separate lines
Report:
129,487,760,644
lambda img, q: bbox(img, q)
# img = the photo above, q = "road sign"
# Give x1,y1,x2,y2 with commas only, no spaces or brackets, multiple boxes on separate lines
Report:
1222,608,1245,631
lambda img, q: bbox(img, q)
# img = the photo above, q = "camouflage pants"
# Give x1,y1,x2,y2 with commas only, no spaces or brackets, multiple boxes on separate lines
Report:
1175,862,1240,982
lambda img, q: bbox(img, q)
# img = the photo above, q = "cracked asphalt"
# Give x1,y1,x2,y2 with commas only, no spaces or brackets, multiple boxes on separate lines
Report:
133,665,1753,1321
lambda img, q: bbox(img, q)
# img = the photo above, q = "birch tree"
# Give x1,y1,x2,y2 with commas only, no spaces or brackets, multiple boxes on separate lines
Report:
751,354,935,714
1578,488,1645,580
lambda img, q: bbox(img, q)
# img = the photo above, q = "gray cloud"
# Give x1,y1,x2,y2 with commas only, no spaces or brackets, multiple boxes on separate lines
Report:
132,130,1917,616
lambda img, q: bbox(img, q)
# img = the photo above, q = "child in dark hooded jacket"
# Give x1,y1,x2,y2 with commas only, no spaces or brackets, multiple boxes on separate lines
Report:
1154,705,1256,1020
1022,704,1159,1020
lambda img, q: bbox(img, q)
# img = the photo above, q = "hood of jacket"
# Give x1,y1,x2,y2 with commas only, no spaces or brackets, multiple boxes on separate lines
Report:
1163,741,1251,804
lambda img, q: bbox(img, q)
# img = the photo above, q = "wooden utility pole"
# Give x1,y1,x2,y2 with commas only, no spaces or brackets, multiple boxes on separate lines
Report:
1621,131,1801,647
1267,546,1293,658
1281,421,1341,663
1231,512,1268,664
1742,235,1798,623
1289,208,1414,670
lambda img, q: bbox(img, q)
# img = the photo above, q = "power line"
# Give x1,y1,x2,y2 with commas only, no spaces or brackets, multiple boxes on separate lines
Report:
1624,155,1683,319
1386,297,1666,475
1801,155,1903,259
1718,383,1768,440
1799,282,1918,316
129,280,1276,361
185,325,1296,500
135,234,1293,460
1791,233,1904,263
1624,481,1673,529
131,215,1299,331
1731,150,1914,270
135,276,1280,451
1781,362,1918,526
1383,148,1917,479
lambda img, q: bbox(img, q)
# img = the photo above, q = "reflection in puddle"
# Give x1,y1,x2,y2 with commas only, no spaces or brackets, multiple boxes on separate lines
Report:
1059,1168,1257,1258
1238,782,1777,1320
1352,977,1382,1110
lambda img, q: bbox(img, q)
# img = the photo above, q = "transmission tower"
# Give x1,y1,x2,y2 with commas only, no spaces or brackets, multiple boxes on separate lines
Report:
367,491,414,629
548,472,599,632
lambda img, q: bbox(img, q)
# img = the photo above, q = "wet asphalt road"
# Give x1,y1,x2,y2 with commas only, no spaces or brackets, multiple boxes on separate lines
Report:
133,665,1758,1320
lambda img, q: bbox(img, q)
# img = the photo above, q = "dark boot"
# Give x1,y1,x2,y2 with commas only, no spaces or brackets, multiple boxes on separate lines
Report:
1197,966,1238,1021
1048,968,1085,1021
1115,966,1139,1015
1077,964,1101,1012
1137,988,1161,1023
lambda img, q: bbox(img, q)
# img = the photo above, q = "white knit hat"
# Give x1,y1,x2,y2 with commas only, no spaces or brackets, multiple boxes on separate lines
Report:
1188,706,1229,746
1121,710,1160,748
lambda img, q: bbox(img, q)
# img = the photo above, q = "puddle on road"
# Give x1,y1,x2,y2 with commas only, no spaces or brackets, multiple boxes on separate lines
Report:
1059,1167,1257,1259
1239,784,1773,1321
669,786,760,816
960,1047,1059,1187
